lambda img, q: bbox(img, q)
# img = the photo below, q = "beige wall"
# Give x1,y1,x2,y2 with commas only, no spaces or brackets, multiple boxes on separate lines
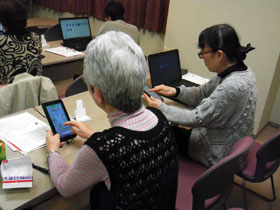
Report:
270,54,280,125
164,0,280,134
33,6,165,56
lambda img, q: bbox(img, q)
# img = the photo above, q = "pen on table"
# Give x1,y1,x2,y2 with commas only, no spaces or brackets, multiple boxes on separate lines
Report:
32,163,50,175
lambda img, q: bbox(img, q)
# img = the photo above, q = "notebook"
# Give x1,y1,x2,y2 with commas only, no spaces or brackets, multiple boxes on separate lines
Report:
148,49,199,88
59,17,92,51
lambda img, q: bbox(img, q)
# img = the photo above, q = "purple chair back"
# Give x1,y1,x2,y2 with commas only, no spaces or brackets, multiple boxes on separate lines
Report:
255,131,280,179
191,136,254,210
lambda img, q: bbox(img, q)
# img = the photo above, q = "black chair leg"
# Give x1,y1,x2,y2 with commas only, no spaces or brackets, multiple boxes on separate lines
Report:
269,175,276,201
240,175,276,208
246,175,276,201
242,179,248,210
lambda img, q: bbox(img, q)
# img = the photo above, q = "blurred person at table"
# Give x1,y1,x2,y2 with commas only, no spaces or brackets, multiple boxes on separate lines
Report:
144,24,257,167
46,31,178,210
0,0,42,85
96,1,139,44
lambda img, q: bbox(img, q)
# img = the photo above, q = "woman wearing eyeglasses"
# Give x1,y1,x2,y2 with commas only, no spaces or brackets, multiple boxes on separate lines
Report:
144,24,257,167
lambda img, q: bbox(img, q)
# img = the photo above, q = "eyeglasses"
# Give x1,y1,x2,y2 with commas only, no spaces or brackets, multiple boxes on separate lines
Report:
197,50,213,59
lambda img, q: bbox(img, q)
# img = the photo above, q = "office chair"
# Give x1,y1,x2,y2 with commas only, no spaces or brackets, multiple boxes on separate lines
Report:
26,26,45,35
176,136,254,210
65,75,88,97
44,24,62,42
237,131,280,210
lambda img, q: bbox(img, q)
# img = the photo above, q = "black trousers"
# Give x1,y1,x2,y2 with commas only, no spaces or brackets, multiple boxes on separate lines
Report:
171,126,192,158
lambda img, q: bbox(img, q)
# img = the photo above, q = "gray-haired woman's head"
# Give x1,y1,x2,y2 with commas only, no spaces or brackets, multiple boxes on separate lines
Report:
83,31,147,113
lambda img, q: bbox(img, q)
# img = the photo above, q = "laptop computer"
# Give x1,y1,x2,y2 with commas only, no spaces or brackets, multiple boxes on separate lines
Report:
148,49,198,88
59,17,92,51
0,23,4,36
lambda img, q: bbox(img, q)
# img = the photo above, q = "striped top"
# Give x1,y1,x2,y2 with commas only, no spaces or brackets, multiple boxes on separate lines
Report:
48,106,158,197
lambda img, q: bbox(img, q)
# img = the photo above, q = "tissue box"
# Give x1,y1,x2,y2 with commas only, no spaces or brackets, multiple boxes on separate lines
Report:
1,156,33,189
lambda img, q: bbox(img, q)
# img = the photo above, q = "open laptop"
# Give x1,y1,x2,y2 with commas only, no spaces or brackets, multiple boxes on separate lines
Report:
59,17,92,51
148,49,198,88
0,23,4,36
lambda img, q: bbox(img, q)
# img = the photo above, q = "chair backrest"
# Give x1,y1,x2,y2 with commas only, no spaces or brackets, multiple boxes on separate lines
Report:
26,26,44,35
44,24,62,42
65,75,88,97
255,131,280,178
0,73,58,117
192,136,254,210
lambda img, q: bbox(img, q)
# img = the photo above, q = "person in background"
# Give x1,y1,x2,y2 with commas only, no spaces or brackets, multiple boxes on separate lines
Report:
96,1,139,44
46,31,178,210
144,24,258,167
0,0,42,85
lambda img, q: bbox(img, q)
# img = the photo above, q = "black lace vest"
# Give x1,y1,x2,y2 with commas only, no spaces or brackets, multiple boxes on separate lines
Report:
85,107,178,210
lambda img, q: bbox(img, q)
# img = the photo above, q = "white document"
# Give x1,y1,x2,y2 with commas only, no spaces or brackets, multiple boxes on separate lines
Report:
182,72,209,85
1,156,33,189
0,112,50,154
45,46,84,57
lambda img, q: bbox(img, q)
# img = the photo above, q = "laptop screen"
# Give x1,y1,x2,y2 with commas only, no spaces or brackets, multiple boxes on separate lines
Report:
0,23,4,35
148,49,182,87
59,17,92,41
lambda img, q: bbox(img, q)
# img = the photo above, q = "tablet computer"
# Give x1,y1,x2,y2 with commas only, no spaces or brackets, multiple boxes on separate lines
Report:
144,84,163,101
42,99,77,141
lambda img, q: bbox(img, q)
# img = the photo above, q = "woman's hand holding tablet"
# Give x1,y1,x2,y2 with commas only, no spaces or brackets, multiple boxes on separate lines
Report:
42,99,77,141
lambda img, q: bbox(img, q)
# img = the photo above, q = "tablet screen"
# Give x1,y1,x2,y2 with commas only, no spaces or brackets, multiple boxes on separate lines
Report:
42,100,76,141
144,84,163,101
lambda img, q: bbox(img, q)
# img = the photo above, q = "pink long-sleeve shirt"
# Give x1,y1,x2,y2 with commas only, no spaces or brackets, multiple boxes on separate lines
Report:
48,106,158,197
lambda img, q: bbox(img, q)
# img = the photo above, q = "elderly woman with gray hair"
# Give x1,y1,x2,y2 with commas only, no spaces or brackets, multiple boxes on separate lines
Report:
46,31,178,210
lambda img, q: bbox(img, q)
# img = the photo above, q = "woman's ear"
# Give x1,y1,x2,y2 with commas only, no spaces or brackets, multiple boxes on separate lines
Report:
105,16,112,21
217,49,224,58
93,86,105,105
217,49,226,62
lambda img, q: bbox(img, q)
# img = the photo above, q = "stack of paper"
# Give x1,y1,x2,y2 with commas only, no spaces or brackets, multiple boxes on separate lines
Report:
182,72,209,85
0,112,50,154
1,156,33,189
45,46,84,57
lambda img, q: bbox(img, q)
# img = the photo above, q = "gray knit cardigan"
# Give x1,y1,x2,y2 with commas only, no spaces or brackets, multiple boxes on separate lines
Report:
159,68,258,167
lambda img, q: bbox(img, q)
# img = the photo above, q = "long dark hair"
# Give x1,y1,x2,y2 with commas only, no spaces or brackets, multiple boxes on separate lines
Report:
198,24,255,62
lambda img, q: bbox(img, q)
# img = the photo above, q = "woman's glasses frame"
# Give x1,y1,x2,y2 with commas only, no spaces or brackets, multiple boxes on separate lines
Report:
197,50,214,59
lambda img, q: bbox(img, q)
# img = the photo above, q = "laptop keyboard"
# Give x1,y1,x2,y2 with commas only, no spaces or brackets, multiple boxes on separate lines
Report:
167,79,199,88
63,41,89,51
